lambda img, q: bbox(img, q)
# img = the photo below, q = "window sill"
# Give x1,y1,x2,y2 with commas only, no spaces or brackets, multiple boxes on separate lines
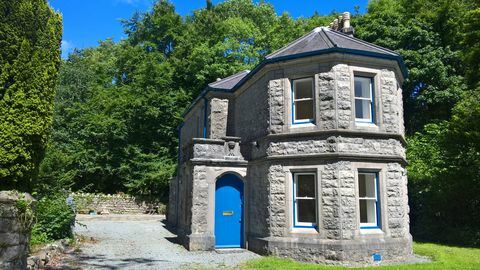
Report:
291,227,318,234
360,228,383,235
355,121,377,127
291,122,315,128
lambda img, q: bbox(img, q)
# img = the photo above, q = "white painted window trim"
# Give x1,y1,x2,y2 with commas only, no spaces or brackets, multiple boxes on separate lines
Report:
358,171,380,229
354,76,375,124
293,172,317,228
292,77,315,125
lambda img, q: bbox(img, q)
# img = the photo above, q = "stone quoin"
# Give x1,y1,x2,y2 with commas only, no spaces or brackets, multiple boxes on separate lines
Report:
167,12,412,265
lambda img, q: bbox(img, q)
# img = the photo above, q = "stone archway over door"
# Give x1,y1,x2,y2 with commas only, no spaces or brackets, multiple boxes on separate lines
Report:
214,174,244,248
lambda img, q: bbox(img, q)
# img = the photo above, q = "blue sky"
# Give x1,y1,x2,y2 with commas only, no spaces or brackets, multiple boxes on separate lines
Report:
49,0,369,58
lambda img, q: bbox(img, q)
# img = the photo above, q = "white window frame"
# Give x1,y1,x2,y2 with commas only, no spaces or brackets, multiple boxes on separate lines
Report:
292,78,315,125
354,76,375,124
293,172,317,228
358,171,381,229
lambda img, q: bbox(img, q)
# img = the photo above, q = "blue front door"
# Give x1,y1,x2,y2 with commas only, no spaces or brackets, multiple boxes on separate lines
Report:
215,174,244,248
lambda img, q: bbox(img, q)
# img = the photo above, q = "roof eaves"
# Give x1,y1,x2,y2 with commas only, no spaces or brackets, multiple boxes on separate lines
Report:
208,70,249,88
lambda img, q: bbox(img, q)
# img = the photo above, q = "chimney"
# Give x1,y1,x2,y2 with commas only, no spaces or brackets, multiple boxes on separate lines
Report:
340,12,354,36
327,11,355,37
332,19,339,31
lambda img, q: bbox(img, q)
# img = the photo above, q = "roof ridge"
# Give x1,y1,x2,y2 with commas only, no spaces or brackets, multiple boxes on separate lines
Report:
208,70,250,87
266,29,317,59
320,27,336,48
324,28,398,55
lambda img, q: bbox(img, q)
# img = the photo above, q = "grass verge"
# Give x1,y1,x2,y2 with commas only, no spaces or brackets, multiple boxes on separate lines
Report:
241,242,480,270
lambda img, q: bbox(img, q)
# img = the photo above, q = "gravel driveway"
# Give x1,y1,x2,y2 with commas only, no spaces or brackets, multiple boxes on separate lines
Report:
66,215,260,269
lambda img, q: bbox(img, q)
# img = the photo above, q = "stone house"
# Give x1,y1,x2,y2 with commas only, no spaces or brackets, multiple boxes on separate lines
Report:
168,13,412,265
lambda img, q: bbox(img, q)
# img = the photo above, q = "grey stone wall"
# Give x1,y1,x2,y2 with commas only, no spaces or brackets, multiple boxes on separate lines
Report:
267,136,405,158
181,100,207,148
72,193,164,214
269,79,286,134
234,74,270,142
208,98,229,139
0,191,35,270
386,163,410,238
381,70,404,135
317,71,336,129
256,236,412,266
167,176,178,226
247,163,269,237
247,160,412,265
334,64,352,129
190,165,208,236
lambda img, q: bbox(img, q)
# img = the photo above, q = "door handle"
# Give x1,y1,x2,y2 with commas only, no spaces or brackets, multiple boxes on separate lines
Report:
222,211,234,216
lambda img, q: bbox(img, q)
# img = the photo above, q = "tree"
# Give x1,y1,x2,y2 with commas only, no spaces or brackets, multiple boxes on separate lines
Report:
0,0,62,191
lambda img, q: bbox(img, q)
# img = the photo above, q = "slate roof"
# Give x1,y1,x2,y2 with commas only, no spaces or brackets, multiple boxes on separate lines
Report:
208,70,250,91
266,27,399,60
182,27,406,118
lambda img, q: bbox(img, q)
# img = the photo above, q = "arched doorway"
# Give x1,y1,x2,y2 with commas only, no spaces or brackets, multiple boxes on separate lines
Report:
215,173,244,248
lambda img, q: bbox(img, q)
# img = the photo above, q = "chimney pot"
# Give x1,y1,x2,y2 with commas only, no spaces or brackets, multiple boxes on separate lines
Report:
342,12,351,28
333,19,339,30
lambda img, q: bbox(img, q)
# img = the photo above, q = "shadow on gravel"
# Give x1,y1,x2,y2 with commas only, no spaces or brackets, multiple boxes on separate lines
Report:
160,219,183,245
65,253,170,269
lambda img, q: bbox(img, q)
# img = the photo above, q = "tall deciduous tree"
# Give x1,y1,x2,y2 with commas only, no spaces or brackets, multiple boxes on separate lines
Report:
0,0,62,191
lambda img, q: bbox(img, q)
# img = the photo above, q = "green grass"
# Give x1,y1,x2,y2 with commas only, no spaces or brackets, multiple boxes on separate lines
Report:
241,242,480,270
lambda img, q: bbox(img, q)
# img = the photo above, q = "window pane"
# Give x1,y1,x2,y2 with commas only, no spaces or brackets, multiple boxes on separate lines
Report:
297,199,316,223
359,173,376,198
294,79,313,99
296,174,315,197
359,199,376,224
355,99,371,120
354,77,371,98
295,100,313,120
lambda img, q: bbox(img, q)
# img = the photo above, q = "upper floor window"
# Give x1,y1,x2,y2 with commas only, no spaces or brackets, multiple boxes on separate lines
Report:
358,171,381,229
354,76,375,123
293,172,317,228
292,78,314,124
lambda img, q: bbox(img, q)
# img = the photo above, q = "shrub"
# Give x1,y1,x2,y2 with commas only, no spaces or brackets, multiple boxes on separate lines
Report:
30,193,75,245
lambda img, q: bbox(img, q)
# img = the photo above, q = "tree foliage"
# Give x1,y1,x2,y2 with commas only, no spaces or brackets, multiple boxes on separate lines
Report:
0,0,62,191
39,0,336,198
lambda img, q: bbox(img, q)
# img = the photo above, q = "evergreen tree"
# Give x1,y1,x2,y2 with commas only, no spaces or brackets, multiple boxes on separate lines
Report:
0,0,62,191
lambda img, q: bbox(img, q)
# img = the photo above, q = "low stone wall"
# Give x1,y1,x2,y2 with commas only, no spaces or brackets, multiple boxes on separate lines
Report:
72,193,166,215
0,191,36,270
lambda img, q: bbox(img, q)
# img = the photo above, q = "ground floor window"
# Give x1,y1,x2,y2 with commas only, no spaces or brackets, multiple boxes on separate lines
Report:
358,171,380,229
293,172,316,227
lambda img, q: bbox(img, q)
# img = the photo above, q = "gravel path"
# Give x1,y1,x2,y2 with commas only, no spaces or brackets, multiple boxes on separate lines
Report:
66,215,260,270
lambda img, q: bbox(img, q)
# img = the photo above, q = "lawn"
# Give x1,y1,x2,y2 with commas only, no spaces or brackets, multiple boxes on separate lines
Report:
241,242,480,270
